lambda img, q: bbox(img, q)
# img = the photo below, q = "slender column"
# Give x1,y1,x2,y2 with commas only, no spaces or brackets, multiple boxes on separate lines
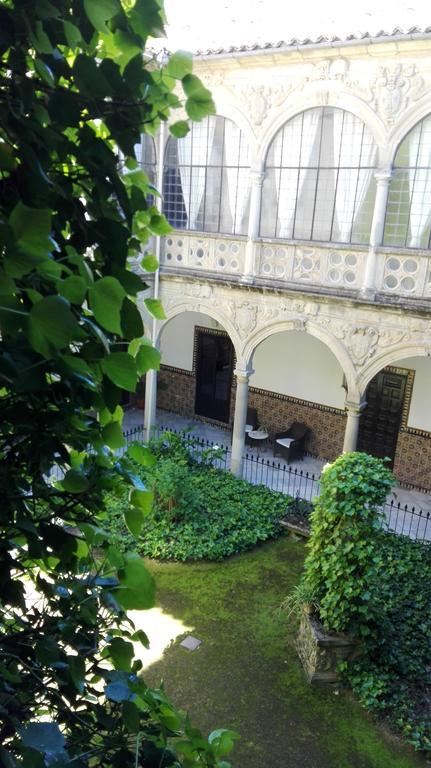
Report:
144,368,157,442
362,170,392,296
231,367,253,477
343,400,366,453
243,171,265,280
143,122,166,441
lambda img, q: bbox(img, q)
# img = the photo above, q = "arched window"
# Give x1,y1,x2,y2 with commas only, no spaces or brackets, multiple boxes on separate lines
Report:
260,107,377,245
384,116,431,248
162,116,251,235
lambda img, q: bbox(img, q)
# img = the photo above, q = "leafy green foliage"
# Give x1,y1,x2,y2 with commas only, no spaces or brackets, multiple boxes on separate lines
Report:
106,432,290,561
343,532,431,755
302,452,394,636
0,1,228,766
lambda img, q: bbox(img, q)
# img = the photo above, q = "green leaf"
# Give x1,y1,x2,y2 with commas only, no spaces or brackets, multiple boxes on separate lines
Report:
19,723,65,753
89,277,125,334
0,142,16,172
34,58,55,87
182,74,216,121
115,553,155,610
130,488,152,514
102,352,137,392
57,276,87,304
29,20,53,54
149,213,171,236
68,656,85,693
166,51,193,79
108,637,134,672
102,421,126,450
36,259,62,281
63,20,81,48
35,636,60,665
136,342,160,373
144,298,166,320
83,0,119,31
124,506,144,536
169,120,190,139
208,729,240,758
27,296,78,356
120,296,144,340
127,443,156,467
62,469,89,493
140,254,159,272
9,202,52,259
122,701,141,732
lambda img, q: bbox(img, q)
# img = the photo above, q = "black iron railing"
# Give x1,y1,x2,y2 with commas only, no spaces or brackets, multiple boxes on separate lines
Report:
49,423,431,543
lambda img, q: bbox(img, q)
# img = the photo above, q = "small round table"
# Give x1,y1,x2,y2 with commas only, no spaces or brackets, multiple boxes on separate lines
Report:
247,429,269,452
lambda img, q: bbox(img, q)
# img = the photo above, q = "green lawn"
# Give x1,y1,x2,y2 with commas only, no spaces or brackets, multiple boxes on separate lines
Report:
142,537,425,768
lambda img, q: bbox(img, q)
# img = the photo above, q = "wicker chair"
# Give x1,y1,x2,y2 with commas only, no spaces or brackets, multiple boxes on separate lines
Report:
273,422,310,463
244,407,259,446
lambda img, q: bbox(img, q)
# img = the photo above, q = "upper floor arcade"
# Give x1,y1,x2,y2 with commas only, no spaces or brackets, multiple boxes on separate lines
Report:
135,35,431,309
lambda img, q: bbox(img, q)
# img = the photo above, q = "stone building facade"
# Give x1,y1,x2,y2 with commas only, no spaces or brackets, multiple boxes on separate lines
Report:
139,30,431,491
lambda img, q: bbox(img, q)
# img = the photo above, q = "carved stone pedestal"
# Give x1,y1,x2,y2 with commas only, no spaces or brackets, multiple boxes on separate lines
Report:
295,612,361,686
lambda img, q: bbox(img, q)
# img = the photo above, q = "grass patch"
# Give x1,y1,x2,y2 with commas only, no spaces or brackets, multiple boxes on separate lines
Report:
140,538,424,768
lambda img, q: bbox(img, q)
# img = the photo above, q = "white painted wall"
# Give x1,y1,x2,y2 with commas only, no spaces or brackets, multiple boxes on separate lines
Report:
250,331,346,408
396,357,431,431
159,312,218,371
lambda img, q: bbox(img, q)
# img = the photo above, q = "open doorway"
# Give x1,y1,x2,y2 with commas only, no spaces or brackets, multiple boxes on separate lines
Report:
195,329,234,423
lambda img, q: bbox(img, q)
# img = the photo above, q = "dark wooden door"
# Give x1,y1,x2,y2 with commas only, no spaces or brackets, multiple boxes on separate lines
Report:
357,370,406,466
195,331,233,423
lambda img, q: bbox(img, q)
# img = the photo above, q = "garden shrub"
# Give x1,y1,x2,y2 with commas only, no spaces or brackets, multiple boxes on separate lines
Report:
106,435,290,560
303,451,394,635
344,531,431,755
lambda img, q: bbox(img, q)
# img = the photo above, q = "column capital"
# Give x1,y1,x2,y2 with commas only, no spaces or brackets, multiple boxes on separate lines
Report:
344,400,366,416
374,170,392,185
249,170,265,186
234,367,254,383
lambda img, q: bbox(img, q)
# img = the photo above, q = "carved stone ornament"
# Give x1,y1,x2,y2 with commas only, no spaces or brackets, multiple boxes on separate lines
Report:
345,326,379,365
232,302,258,337
369,64,424,125
184,283,213,299
239,84,293,127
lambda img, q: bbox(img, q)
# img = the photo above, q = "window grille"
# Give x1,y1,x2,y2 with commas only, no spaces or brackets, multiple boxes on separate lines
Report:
260,107,377,245
384,115,431,249
162,116,251,235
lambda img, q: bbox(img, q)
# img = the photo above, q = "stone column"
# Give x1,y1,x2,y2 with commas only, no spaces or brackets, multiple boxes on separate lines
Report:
144,368,157,442
343,400,366,453
243,171,265,280
231,367,253,477
362,171,392,296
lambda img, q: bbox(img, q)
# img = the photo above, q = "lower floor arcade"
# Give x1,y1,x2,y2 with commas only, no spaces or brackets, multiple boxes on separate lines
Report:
139,276,431,493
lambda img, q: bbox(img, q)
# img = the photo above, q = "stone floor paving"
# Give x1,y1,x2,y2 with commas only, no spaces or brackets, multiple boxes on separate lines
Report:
123,407,431,540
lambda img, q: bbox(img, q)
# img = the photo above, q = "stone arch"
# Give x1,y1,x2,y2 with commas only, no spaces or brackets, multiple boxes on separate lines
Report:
386,100,431,167
358,344,431,397
156,300,243,366
241,318,361,402
256,89,387,168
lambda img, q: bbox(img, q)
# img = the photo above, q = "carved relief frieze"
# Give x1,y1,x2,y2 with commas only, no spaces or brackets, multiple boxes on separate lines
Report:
368,63,424,124
231,301,258,338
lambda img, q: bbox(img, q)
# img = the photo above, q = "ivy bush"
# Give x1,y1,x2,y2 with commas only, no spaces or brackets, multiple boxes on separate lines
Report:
344,531,431,755
302,452,394,636
106,436,290,560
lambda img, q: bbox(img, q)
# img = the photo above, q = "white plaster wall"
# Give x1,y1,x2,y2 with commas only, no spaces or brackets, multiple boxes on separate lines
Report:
159,312,218,371
250,331,346,408
396,357,431,431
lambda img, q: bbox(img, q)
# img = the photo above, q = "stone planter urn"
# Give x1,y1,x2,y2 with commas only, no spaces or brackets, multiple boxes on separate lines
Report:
295,610,361,686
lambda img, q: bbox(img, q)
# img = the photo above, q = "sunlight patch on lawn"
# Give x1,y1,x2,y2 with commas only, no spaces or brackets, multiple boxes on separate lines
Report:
129,607,193,669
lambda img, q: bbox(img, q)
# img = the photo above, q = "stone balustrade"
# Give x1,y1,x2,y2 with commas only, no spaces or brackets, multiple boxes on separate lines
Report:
158,230,431,304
